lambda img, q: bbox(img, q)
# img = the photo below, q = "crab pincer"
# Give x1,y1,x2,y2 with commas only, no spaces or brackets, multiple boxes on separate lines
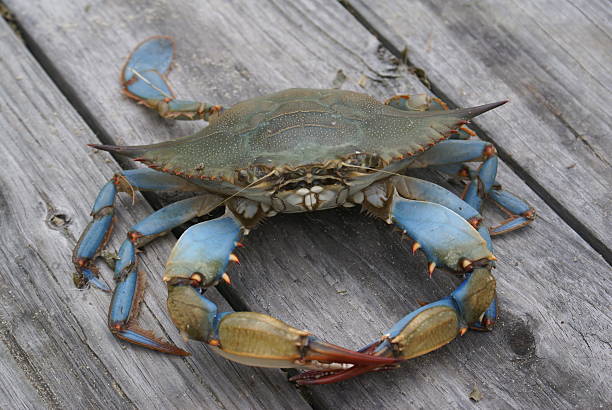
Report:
167,284,397,371
291,191,497,385
163,213,397,371
291,267,496,385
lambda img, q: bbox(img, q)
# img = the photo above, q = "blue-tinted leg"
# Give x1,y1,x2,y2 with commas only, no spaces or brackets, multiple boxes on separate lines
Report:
122,36,223,121
412,140,495,168
462,160,535,235
488,189,536,235
107,194,222,355
390,194,494,274
391,176,498,331
73,168,202,290
412,139,535,235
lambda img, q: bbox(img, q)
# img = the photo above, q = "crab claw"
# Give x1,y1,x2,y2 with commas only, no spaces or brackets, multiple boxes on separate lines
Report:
291,267,496,384
161,212,395,371
289,338,398,385
289,362,392,385
166,283,396,371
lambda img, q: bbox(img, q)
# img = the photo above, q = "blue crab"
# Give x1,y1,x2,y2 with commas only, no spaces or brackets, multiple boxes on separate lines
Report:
73,37,535,384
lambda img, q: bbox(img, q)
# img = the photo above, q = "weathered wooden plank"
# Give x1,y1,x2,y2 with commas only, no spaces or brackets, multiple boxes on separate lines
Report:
4,0,611,408
0,339,46,410
0,20,308,410
341,0,612,259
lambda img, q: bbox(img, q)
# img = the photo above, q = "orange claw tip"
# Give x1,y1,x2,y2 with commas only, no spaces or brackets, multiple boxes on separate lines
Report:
234,241,245,248
74,257,87,267
524,209,536,219
427,262,436,277
128,231,143,242
483,144,497,158
459,327,468,336
467,216,481,228
411,242,421,254
229,253,240,264
208,339,221,346
221,273,231,285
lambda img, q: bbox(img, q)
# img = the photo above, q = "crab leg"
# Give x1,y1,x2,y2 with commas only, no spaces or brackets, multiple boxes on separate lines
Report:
108,194,222,355
163,213,398,370
121,36,223,121
391,175,496,330
408,139,535,235
487,189,536,235
456,157,535,235
390,175,482,227
434,162,535,236
292,194,496,384
385,93,535,234
411,139,496,169
73,168,202,291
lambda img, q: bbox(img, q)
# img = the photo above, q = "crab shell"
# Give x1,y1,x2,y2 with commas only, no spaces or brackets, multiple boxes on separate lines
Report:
94,88,504,216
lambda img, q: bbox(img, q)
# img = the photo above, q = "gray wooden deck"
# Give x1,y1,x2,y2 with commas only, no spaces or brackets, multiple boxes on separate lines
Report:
0,1,609,409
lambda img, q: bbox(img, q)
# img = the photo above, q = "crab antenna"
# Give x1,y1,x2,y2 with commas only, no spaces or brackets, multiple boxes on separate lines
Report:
209,169,279,210
340,162,406,178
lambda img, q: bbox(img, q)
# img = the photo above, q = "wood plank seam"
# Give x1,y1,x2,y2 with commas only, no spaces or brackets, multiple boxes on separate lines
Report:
0,38,139,403
2,6,260,316
0,14,311,409
1,0,609,406
337,0,612,265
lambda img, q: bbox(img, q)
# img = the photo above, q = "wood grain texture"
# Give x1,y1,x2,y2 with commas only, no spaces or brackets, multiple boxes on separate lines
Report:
0,341,46,410
2,0,611,408
0,20,308,410
342,0,612,259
